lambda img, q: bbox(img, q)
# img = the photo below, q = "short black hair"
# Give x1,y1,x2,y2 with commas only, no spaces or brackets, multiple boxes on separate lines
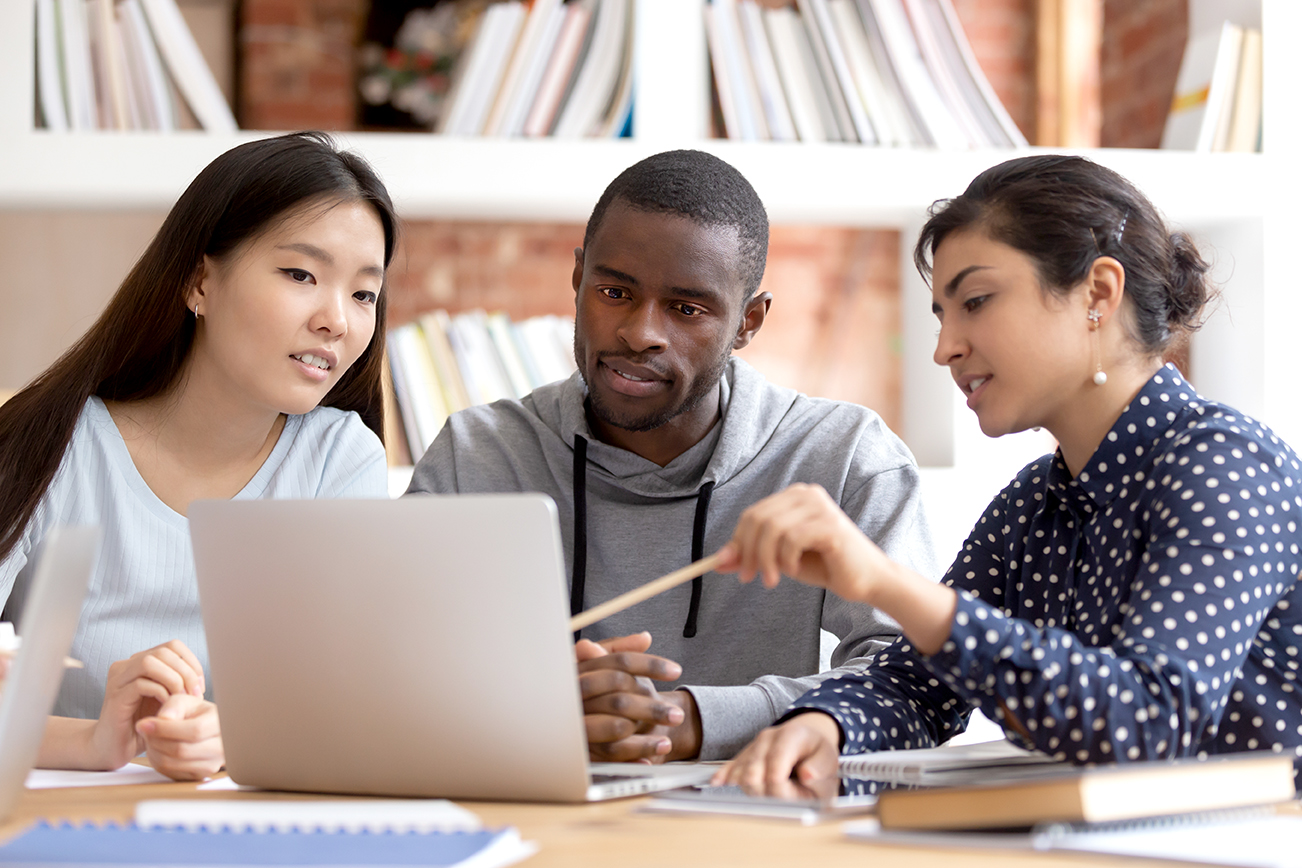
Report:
583,150,769,299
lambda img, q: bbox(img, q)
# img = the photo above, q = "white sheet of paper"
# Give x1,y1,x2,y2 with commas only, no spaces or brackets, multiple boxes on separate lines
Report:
195,776,254,792
136,797,484,832
25,763,171,789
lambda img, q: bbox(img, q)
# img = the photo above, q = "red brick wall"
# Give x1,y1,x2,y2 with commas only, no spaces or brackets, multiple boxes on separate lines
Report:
239,0,364,129
1100,0,1188,148
387,223,903,430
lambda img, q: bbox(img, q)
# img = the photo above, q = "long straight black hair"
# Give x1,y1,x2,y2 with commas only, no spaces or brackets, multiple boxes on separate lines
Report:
0,132,399,563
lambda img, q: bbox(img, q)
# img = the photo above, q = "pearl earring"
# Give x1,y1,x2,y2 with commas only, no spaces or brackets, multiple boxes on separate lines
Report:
1088,309,1107,386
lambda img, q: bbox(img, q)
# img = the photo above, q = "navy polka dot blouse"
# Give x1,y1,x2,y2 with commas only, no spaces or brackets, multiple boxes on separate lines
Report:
789,365,1302,767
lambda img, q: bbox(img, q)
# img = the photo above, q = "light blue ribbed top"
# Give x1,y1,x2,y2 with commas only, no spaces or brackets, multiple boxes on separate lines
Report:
0,397,388,718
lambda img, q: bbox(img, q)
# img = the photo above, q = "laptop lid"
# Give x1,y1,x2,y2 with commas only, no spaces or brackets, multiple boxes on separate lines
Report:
0,526,101,822
191,494,605,802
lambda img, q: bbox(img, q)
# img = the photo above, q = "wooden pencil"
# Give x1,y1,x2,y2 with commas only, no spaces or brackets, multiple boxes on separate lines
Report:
569,552,727,631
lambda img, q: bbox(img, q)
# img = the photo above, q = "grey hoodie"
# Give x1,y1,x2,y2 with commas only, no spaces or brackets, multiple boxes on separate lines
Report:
407,357,938,759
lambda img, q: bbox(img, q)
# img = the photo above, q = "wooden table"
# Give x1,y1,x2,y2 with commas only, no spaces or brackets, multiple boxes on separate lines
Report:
8,773,1272,868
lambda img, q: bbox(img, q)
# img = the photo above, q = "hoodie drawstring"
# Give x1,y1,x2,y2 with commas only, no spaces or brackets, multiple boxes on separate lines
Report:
683,480,715,638
570,434,588,642
569,433,715,641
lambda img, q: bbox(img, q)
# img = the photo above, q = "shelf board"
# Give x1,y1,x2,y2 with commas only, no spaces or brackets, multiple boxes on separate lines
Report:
0,132,1267,229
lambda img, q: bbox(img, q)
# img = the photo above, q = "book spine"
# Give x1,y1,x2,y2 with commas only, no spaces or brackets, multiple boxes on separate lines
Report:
796,0,856,141
35,0,69,130
485,0,563,136
138,0,237,131
523,3,592,137
738,0,797,141
57,0,98,130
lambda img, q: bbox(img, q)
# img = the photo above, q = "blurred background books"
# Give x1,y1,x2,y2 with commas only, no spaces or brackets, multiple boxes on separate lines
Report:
34,0,236,131
385,311,577,464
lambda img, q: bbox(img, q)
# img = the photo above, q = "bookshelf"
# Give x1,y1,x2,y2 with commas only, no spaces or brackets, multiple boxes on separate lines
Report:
1,0,1296,545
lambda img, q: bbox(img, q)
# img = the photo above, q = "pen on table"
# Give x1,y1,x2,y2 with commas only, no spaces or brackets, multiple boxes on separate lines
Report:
569,551,727,631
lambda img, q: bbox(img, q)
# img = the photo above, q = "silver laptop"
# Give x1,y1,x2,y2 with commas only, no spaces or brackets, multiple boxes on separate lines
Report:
0,526,101,821
189,494,714,802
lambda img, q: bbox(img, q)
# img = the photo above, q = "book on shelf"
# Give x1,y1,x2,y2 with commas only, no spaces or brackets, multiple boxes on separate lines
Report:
828,0,898,145
739,0,798,142
798,0,857,141
438,1,527,136
483,0,565,136
387,311,577,464
872,751,1297,831
1162,19,1262,153
763,7,834,142
35,0,68,131
437,0,632,139
1225,27,1262,153
808,0,878,144
35,0,236,132
551,0,629,138
706,0,1023,147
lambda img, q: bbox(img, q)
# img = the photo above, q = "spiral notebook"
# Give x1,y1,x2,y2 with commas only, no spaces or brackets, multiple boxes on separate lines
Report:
845,809,1302,868
0,800,536,868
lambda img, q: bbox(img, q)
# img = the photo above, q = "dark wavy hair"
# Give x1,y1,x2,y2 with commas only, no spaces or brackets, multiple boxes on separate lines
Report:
0,132,398,563
914,154,1212,355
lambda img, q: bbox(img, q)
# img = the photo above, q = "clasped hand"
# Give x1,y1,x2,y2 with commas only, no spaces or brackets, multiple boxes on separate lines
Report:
575,631,699,762
40,639,225,781
95,639,224,780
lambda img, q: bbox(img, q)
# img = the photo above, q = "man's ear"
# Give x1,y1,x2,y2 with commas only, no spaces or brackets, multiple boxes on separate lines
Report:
571,247,584,297
732,291,772,351
1086,255,1125,323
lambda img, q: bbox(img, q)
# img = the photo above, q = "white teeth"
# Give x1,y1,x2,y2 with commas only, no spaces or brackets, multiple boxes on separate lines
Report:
615,369,650,382
968,377,988,393
294,353,330,371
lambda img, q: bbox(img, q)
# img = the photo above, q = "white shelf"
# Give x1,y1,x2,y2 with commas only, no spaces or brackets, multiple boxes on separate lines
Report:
0,132,1269,227
1,0,1297,475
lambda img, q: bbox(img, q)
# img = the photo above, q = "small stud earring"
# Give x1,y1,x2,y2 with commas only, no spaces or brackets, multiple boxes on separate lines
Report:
1088,309,1107,386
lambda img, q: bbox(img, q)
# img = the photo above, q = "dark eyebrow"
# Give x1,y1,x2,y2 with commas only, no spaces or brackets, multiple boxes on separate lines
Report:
277,242,384,279
591,264,725,304
592,264,638,285
933,265,993,315
943,265,992,298
670,286,726,303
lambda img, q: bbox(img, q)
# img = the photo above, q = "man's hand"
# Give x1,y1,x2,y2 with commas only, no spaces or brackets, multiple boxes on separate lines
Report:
575,632,702,762
136,694,224,781
710,711,842,795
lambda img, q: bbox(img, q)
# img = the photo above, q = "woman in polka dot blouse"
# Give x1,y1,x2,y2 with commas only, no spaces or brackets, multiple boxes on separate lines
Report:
712,155,1302,791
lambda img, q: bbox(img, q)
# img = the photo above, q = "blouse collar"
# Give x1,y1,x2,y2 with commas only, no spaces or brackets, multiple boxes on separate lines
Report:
1046,364,1204,517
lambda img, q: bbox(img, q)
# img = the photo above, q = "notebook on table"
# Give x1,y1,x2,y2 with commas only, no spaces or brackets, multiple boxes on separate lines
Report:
0,525,102,822
188,494,714,803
